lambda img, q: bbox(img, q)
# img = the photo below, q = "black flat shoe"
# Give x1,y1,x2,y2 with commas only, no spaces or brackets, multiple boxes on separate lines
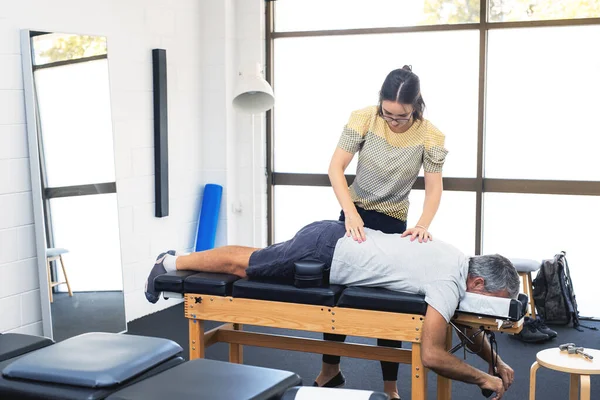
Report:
312,371,346,388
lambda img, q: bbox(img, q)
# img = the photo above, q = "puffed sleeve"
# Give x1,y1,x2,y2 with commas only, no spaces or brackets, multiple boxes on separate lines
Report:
423,122,448,173
337,108,372,154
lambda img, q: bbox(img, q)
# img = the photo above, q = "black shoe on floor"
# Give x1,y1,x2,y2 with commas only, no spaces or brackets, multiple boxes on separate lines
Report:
532,317,558,339
312,372,346,388
513,318,550,343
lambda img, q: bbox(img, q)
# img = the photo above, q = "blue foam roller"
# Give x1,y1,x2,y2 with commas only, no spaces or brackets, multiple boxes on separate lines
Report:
195,184,223,252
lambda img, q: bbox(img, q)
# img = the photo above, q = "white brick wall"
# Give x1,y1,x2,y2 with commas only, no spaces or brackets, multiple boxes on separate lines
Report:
0,0,268,333
231,0,269,248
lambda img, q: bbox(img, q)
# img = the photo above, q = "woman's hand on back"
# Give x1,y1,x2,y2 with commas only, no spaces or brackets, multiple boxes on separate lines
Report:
401,225,432,243
344,210,367,243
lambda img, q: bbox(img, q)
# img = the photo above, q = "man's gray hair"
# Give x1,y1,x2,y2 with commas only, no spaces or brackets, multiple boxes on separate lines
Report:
468,254,520,298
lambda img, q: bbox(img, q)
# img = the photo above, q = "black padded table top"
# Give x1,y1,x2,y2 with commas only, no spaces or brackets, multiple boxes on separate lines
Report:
337,287,428,315
2,333,183,388
0,355,184,400
232,279,345,307
184,272,239,296
157,271,424,311
153,271,198,294
106,358,302,400
155,271,239,297
0,333,54,362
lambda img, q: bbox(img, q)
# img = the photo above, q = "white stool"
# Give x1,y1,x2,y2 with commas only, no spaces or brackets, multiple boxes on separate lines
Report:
530,347,600,399
510,258,541,319
46,248,73,303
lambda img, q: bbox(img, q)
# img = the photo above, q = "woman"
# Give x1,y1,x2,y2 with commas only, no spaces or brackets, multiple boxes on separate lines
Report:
314,66,448,400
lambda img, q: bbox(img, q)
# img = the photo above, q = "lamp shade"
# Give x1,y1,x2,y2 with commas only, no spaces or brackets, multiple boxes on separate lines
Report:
232,67,275,114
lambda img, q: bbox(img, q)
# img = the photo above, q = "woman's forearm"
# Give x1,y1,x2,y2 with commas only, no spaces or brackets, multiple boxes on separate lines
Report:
417,173,443,228
328,166,356,214
417,189,441,228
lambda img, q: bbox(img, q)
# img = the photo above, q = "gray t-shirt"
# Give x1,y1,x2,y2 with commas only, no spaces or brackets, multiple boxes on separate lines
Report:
330,228,470,322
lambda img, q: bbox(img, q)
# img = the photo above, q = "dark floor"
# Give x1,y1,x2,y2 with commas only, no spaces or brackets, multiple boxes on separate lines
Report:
51,291,127,342
128,303,600,399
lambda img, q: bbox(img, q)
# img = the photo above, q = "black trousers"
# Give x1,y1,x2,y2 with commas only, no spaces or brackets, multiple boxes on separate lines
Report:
322,205,407,381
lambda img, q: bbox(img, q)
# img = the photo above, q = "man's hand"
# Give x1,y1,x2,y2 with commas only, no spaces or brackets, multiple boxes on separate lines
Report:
480,374,505,399
464,325,513,398
495,360,514,390
422,306,510,398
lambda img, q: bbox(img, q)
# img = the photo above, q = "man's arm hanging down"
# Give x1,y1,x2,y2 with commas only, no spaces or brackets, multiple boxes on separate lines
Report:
420,306,507,399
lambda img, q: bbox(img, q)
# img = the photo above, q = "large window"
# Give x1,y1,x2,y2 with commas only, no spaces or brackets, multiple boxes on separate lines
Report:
486,25,600,180
274,186,341,243
408,190,476,256
267,1,600,318
274,31,479,177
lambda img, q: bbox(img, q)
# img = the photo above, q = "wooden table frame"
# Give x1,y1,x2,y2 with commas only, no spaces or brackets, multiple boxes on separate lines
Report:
184,293,523,400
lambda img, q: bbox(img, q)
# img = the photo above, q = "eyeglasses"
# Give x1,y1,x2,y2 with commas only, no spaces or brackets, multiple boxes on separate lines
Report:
380,112,412,125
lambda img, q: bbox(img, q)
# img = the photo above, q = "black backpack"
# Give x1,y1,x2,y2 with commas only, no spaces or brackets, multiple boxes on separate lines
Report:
532,251,595,331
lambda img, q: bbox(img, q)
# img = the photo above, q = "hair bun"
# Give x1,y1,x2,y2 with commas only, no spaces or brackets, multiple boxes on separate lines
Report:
402,65,412,72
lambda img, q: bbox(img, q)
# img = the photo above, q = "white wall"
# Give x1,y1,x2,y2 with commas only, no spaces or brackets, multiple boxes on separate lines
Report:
0,0,267,334
200,0,268,249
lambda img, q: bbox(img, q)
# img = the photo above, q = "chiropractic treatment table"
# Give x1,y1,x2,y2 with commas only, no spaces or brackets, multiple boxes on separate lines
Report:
152,260,528,400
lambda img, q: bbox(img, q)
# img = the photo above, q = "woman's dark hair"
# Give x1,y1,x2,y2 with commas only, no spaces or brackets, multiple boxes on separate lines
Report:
378,65,425,121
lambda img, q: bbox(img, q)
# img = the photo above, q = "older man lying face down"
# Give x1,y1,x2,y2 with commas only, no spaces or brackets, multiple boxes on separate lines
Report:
145,220,520,400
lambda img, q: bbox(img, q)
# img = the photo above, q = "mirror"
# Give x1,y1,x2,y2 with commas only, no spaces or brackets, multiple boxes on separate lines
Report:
21,30,126,341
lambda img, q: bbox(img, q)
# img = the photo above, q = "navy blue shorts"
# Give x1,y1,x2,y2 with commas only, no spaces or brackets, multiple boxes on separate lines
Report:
246,220,346,282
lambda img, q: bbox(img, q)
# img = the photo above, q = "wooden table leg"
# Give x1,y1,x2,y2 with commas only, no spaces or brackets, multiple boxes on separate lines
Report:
569,373,580,400
529,361,539,400
437,326,452,400
437,371,451,400
580,375,590,400
229,323,243,363
189,319,205,359
412,342,427,400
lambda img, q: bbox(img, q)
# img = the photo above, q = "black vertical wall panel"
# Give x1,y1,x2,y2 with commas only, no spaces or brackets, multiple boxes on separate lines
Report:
152,49,169,217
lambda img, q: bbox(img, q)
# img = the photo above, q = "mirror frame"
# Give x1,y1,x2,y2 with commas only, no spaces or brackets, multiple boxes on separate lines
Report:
21,29,53,337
